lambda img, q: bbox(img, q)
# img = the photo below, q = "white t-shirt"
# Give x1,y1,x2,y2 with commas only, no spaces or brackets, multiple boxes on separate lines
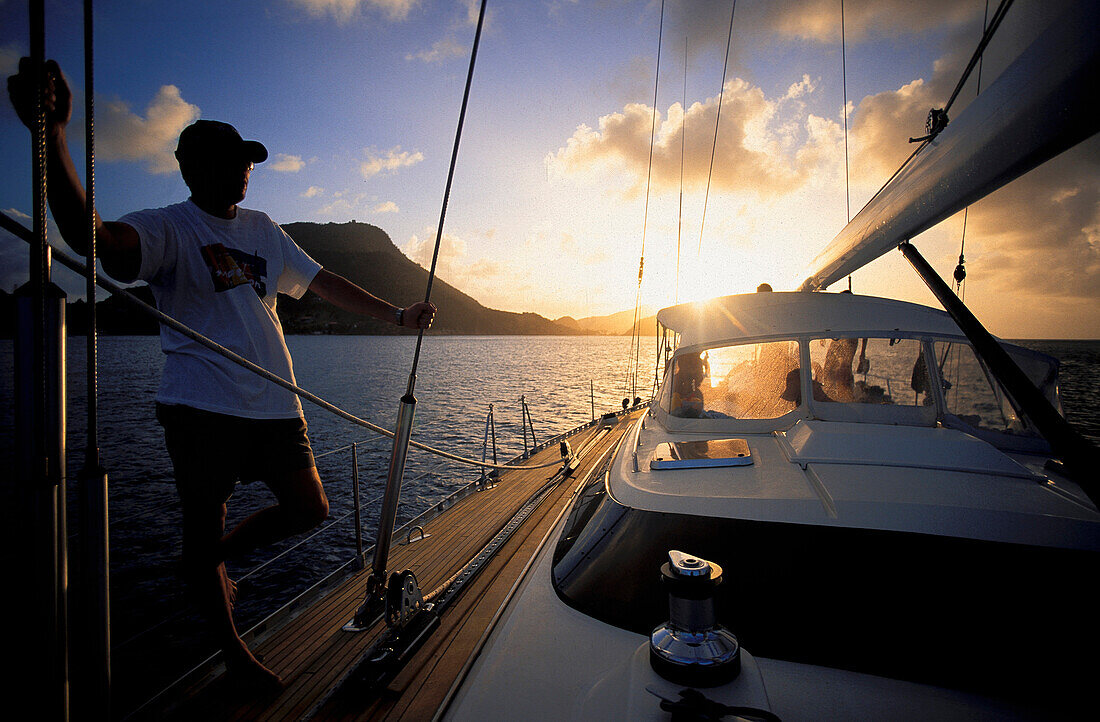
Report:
121,200,322,419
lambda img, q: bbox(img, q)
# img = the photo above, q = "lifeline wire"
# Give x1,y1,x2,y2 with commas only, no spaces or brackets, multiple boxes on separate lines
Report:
0,211,563,472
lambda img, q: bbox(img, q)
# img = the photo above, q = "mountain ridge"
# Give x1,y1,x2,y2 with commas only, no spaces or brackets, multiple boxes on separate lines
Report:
0,221,659,336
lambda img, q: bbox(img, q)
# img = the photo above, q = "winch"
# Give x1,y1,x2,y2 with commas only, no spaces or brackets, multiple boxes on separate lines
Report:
649,550,740,687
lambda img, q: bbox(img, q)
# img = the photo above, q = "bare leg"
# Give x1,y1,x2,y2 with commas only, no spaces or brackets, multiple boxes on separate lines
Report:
178,467,326,693
219,466,329,562
178,495,283,690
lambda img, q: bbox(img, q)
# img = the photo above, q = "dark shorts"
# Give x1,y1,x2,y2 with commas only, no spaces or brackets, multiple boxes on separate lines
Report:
156,403,316,505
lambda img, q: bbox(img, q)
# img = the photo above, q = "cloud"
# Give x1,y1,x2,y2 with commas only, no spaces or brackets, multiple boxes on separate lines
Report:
312,189,398,218
668,0,981,54
547,78,811,197
270,153,306,172
545,24,971,203
962,136,1100,305
460,0,485,27
0,209,31,292
96,85,200,174
315,189,367,217
1,43,21,77
405,1,490,64
288,0,419,22
757,0,979,43
360,146,424,179
785,74,816,100
403,228,468,275
406,37,466,64
401,227,511,297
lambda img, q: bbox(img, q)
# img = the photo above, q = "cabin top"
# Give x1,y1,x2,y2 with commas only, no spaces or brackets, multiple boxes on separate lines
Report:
657,292,967,349
651,292,1061,444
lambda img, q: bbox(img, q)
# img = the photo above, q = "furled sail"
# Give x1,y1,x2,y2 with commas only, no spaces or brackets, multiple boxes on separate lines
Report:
799,1,1099,292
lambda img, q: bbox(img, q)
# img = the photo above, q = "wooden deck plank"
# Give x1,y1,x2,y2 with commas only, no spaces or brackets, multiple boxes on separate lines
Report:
314,421,627,721
379,425,627,721
147,417,632,721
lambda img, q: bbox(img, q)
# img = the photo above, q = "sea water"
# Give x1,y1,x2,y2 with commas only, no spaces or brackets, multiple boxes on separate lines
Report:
0,333,658,707
0,334,1096,708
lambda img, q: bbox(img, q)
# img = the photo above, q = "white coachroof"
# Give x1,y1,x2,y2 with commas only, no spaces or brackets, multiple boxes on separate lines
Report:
656,292,965,349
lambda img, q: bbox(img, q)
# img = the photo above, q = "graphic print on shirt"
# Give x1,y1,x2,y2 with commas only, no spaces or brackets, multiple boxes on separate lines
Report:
200,243,267,296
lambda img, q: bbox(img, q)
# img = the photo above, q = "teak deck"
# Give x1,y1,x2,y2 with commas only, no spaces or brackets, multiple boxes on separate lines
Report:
140,410,639,721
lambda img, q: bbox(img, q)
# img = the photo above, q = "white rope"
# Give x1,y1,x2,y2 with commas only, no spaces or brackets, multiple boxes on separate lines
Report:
0,216,568,473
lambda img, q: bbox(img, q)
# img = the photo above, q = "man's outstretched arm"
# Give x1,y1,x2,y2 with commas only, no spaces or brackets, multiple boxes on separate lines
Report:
7,58,141,282
308,269,436,329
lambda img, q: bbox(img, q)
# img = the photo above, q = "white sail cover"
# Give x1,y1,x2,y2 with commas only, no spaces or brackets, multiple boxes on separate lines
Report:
799,1,1099,292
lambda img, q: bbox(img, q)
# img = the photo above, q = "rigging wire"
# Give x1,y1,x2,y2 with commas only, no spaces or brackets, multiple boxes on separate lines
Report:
943,0,1012,118
954,0,992,301
697,0,737,257
841,0,852,290
676,37,686,305
81,3,112,703
84,0,99,464
864,0,1014,211
841,0,851,225
404,0,486,398
627,0,665,402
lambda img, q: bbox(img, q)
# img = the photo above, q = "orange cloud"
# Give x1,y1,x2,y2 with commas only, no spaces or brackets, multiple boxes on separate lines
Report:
548,78,811,197
965,137,1100,304
667,0,980,55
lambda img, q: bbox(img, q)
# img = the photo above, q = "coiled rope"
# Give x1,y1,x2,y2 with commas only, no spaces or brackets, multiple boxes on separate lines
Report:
0,211,564,472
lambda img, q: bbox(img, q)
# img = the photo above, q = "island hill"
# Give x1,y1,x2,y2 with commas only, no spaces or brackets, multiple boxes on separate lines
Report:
1,221,658,336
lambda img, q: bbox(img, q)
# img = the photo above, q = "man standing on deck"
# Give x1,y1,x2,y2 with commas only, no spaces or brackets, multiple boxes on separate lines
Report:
8,59,436,691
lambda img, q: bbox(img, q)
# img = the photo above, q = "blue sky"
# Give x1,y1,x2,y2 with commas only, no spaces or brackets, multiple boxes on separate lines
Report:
2,0,1097,337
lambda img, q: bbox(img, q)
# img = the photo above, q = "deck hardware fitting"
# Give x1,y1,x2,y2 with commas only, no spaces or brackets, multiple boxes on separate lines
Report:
650,550,741,687
403,525,430,545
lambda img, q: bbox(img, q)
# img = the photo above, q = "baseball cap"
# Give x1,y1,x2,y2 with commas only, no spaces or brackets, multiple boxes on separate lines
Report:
175,120,268,165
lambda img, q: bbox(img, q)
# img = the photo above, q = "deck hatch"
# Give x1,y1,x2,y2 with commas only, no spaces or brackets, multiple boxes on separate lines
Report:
650,439,752,470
